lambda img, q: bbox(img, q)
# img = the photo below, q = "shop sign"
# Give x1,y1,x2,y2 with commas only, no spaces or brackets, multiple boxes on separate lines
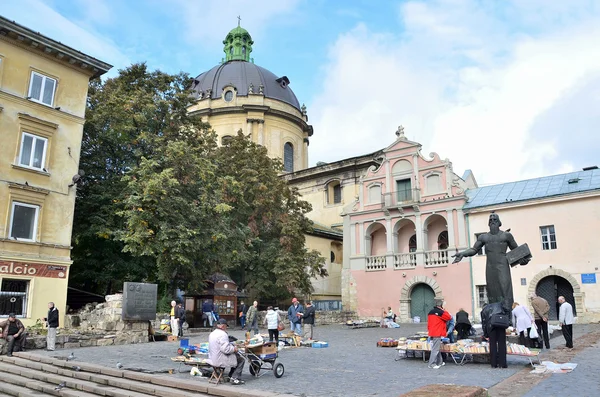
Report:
0,261,67,278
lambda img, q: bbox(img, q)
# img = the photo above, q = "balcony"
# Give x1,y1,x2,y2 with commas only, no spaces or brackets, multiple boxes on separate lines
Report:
393,253,417,269
424,250,451,267
365,255,387,271
382,189,420,208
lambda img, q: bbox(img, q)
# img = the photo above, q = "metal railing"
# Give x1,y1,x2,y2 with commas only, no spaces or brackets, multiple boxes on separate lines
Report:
365,255,387,271
393,253,417,269
382,189,420,207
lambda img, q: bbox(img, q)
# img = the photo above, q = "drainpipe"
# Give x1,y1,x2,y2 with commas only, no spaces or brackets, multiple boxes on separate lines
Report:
466,213,475,318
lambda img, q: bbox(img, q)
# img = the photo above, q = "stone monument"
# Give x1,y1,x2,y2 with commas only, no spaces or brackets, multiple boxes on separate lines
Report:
122,282,158,321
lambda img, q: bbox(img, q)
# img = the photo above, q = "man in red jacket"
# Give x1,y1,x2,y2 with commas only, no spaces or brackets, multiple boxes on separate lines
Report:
427,299,452,369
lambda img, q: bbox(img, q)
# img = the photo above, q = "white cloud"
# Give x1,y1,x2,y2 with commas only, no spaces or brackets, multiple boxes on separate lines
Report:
309,0,600,184
1,0,128,73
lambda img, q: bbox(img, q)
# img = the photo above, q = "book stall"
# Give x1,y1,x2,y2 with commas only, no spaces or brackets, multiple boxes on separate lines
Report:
345,319,381,329
395,337,541,366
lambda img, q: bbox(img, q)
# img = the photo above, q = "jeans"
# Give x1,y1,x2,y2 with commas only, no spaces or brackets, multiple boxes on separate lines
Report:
47,327,57,350
240,315,246,329
203,312,214,328
250,317,259,335
290,322,302,335
6,333,27,355
428,337,442,367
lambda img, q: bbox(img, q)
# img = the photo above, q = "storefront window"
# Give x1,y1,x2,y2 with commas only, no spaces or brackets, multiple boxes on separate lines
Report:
0,279,29,317
213,297,235,315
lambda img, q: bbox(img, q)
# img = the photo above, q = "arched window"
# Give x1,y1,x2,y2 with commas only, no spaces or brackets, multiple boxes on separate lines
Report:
242,46,246,56
283,142,294,172
221,135,233,146
326,181,342,205
438,231,448,250
409,234,417,252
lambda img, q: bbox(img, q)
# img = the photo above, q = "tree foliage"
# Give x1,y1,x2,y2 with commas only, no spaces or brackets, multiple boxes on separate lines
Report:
72,63,326,300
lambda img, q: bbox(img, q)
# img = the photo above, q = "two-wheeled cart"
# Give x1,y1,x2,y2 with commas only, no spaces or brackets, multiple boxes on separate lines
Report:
238,341,284,378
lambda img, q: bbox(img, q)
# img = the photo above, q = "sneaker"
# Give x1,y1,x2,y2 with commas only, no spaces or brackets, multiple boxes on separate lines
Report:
428,365,441,369
230,378,245,385
441,362,446,366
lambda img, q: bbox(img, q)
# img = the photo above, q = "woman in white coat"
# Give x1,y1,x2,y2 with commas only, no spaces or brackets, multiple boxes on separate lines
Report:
512,302,535,347
264,306,281,344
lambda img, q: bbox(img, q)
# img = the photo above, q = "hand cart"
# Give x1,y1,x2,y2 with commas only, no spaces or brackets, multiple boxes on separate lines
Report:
238,342,285,378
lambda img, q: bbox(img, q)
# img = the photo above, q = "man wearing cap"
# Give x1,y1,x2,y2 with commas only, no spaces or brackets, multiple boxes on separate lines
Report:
427,300,451,369
287,298,304,336
208,319,245,385
0,313,27,357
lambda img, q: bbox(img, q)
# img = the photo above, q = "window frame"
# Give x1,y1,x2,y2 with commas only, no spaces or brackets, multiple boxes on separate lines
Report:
325,180,343,205
18,132,48,171
28,71,57,107
540,225,557,250
9,201,40,242
476,285,488,308
396,178,412,202
283,142,294,172
0,278,30,318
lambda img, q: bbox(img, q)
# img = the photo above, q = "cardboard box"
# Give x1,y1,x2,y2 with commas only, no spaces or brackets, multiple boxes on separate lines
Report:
168,335,178,342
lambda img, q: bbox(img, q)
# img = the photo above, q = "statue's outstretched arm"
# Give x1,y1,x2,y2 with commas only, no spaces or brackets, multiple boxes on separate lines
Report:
452,237,484,263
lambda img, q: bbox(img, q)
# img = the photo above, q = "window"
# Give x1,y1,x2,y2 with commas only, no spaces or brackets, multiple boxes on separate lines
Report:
213,297,235,316
18,132,47,170
476,285,488,308
540,225,557,250
224,90,234,102
283,142,294,172
475,233,486,255
9,202,40,241
28,71,57,106
326,181,342,205
368,185,381,204
396,179,412,202
437,231,448,250
409,234,417,252
221,135,233,145
0,279,29,317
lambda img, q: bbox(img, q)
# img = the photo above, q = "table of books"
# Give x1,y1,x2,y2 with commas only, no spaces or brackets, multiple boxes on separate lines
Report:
395,338,541,366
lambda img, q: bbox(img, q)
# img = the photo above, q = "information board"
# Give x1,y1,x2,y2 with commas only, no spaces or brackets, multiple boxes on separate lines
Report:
122,282,158,321
581,273,596,284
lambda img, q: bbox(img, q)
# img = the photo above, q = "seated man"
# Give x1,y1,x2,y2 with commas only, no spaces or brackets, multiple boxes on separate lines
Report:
208,318,245,385
0,313,27,356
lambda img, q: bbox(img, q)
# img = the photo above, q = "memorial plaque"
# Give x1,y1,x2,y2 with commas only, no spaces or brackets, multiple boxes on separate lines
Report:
122,282,158,321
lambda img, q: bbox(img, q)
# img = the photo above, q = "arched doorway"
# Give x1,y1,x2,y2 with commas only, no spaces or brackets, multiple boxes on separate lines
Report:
410,283,435,322
536,276,577,320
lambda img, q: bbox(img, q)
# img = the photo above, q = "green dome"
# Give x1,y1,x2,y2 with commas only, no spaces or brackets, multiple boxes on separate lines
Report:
223,24,254,62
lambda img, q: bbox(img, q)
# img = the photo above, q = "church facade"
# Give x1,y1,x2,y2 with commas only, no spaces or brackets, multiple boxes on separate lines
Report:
190,24,600,322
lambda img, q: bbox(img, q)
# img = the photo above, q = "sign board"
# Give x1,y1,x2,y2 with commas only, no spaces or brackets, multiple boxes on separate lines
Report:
122,282,158,321
581,273,597,284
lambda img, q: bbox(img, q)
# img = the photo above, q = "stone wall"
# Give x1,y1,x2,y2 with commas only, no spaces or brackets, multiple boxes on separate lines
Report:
253,309,356,326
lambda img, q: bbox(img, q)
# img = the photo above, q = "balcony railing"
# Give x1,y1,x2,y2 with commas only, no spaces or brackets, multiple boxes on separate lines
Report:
365,255,387,271
393,253,417,269
424,250,450,267
382,189,420,208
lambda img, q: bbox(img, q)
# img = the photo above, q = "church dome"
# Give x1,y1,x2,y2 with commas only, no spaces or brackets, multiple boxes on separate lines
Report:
191,23,301,111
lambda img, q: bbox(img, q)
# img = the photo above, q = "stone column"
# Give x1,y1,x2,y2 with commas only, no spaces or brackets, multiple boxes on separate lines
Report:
359,222,365,255
456,208,466,247
257,120,264,146
246,119,254,141
385,160,391,192
412,154,420,190
446,209,456,248
415,213,425,265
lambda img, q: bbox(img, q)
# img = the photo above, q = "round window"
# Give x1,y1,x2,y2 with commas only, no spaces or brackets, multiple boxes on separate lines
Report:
224,90,234,102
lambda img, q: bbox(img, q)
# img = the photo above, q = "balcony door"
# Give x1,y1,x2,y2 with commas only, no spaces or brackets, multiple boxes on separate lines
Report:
396,179,412,202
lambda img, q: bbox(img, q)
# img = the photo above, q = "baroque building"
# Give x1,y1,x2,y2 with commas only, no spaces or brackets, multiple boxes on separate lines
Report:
0,17,111,325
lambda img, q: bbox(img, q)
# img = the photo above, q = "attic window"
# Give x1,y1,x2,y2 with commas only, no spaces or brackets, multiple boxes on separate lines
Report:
568,178,580,184
276,76,290,89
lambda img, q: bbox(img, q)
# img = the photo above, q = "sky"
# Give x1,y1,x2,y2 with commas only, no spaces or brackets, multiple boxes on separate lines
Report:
3,0,600,185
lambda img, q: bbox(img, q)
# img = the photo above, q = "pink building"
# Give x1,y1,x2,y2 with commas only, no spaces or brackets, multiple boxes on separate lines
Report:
341,130,477,322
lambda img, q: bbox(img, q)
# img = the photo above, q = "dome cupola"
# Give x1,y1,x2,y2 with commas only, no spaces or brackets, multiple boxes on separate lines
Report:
223,20,254,62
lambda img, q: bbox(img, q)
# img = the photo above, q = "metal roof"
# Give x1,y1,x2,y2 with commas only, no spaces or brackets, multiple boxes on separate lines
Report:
192,60,301,110
464,168,600,209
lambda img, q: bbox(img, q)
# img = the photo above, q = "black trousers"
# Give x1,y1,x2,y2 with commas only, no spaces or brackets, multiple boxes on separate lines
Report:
518,328,531,348
6,333,27,355
535,319,550,348
456,323,471,340
562,324,573,348
268,329,279,344
489,327,507,368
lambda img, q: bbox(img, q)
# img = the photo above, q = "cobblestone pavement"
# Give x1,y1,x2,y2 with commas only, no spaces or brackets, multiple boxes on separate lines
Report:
520,326,600,397
34,323,600,397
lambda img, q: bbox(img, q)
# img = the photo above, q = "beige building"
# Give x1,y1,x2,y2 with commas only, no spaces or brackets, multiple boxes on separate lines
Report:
0,17,111,326
464,167,600,322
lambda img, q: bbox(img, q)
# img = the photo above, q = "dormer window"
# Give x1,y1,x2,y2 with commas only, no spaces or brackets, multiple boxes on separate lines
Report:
276,76,290,89
224,90,234,102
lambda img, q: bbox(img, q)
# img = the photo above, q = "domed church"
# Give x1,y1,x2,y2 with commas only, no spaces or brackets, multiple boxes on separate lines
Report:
188,24,313,172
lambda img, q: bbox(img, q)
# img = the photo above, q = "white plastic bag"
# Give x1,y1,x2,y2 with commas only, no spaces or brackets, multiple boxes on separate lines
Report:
529,325,539,339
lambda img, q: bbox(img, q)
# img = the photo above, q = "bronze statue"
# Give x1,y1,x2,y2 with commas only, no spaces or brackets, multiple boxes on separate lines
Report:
452,213,530,309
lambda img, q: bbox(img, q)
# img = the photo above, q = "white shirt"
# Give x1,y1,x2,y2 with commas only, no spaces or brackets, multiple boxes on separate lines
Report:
559,302,574,325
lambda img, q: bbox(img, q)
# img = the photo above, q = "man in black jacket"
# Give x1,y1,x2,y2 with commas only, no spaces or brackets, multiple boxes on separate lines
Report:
455,309,471,340
175,302,186,338
301,301,316,340
481,302,509,368
43,302,59,351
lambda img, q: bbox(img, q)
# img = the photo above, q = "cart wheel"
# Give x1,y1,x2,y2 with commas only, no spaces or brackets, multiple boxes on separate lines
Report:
273,363,284,378
249,361,261,377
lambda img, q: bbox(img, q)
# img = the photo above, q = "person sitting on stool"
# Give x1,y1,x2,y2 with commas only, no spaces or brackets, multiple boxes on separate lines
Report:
0,313,27,357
